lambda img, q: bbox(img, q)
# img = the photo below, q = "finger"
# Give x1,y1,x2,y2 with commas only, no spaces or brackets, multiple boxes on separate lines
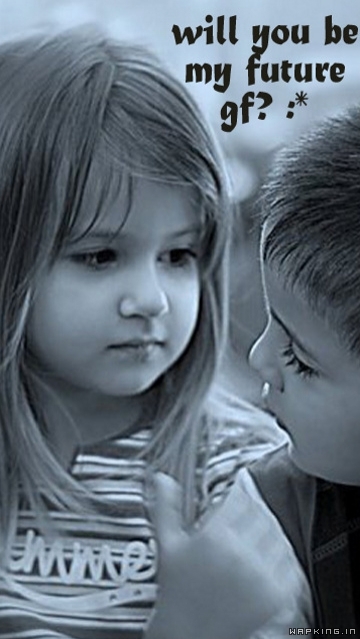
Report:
148,472,185,546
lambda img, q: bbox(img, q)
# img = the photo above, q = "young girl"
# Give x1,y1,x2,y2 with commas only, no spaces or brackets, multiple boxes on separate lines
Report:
0,28,307,639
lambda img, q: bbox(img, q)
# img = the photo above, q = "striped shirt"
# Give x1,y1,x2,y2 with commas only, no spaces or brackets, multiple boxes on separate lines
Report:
0,416,284,639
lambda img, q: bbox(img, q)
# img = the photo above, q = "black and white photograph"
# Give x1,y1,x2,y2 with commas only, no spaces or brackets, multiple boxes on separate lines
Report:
0,1,359,637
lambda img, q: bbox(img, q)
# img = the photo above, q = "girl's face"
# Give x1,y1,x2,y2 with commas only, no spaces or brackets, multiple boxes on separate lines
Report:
27,179,201,401
249,245,360,486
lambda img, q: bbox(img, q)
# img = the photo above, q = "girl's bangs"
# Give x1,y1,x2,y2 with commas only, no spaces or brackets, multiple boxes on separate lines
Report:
52,153,133,252
49,122,225,276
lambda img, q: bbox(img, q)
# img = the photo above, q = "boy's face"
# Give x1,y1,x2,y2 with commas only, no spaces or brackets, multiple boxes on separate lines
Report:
249,247,360,485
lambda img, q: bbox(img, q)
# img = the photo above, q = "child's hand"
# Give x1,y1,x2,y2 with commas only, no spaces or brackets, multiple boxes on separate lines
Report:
145,472,292,639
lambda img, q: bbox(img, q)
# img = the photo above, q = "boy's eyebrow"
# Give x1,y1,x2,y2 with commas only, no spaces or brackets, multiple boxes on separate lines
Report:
270,307,319,363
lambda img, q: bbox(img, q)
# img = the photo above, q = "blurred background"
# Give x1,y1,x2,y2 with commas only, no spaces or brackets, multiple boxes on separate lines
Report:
3,0,360,400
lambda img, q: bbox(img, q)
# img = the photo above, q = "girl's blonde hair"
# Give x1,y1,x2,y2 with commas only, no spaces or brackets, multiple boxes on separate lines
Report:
0,28,231,555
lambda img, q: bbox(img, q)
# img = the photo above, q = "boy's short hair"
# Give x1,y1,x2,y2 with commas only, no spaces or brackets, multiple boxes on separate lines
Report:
261,105,360,357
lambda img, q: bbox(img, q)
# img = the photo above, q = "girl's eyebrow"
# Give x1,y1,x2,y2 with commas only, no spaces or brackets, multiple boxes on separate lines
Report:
166,225,202,239
67,224,202,245
67,229,121,244
270,307,320,363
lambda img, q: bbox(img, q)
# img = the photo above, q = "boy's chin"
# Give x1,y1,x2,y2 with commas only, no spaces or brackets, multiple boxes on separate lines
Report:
287,442,320,479
288,443,360,485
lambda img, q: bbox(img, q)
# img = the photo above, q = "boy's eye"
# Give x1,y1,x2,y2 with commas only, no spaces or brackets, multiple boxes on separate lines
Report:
281,343,318,379
72,249,118,269
161,248,198,267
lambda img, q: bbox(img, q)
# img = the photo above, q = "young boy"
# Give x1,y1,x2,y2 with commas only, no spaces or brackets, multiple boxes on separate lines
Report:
248,105,360,633
146,107,360,638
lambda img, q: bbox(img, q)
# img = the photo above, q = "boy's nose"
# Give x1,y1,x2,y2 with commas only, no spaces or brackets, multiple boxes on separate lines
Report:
119,272,169,319
248,333,283,392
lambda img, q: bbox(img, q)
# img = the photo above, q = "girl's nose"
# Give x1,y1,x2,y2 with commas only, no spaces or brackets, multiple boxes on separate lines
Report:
119,271,169,319
248,331,284,392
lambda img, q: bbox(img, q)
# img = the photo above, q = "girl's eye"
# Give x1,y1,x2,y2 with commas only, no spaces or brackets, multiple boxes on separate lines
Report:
72,249,118,269
281,343,318,379
161,248,198,267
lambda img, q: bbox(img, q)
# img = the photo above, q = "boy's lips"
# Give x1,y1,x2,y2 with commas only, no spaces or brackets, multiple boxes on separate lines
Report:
264,405,289,433
275,417,289,433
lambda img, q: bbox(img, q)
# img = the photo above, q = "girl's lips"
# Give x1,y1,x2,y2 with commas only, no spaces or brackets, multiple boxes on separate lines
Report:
107,340,165,361
109,339,164,349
